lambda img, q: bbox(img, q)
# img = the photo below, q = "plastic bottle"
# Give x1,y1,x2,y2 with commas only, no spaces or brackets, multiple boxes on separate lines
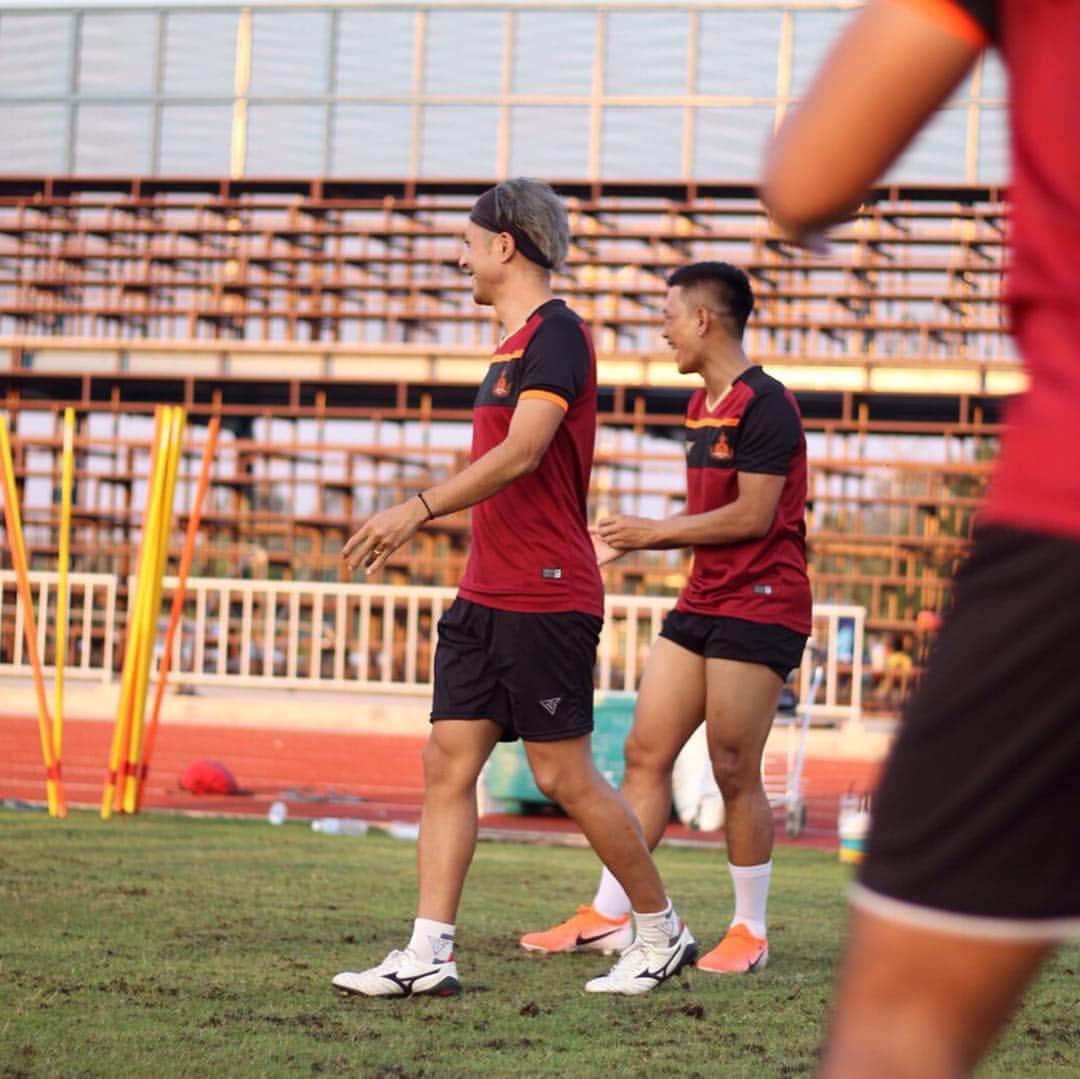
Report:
837,791,871,864
267,800,288,826
311,817,369,836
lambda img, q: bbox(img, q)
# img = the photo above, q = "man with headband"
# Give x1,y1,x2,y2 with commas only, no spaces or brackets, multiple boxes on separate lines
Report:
333,178,696,998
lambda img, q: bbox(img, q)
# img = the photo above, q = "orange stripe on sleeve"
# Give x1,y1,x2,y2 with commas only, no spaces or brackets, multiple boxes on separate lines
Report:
685,416,740,429
520,389,570,412
885,0,991,48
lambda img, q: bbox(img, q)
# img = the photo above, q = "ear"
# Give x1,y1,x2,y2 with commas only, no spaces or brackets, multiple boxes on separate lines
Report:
696,306,711,336
496,232,516,264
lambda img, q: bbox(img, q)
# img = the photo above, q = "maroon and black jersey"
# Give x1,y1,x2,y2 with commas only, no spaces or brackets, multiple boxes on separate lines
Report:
676,366,811,634
903,0,1080,538
458,299,603,617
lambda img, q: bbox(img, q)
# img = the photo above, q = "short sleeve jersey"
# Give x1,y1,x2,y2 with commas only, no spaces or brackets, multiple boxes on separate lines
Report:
458,299,604,617
898,0,1080,538
677,366,812,634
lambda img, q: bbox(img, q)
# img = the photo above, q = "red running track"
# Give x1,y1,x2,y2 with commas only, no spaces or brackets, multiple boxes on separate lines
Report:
0,714,882,848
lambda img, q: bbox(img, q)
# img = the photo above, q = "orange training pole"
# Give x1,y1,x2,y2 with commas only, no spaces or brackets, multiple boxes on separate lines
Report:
137,414,219,810
0,416,66,816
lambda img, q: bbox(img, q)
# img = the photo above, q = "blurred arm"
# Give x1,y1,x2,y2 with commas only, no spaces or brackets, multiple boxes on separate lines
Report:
762,0,987,239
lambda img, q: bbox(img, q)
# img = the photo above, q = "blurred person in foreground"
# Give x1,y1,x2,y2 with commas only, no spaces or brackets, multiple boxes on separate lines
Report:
520,261,811,975
332,178,695,998
762,1,1080,1074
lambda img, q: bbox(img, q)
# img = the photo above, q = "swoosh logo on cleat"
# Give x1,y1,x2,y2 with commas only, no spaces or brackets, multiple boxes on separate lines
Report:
575,928,623,946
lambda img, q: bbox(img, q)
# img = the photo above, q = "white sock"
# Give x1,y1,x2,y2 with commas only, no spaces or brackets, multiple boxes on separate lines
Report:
591,866,632,919
633,900,678,949
407,917,455,963
728,860,771,939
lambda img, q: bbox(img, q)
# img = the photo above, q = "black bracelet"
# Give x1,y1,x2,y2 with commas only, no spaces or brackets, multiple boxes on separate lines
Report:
417,492,435,521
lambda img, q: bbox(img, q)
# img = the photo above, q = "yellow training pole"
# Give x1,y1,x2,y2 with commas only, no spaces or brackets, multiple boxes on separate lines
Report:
53,407,75,763
102,407,166,819
118,406,176,812
0,416,66,816
123,406,184,812
138,414,219,811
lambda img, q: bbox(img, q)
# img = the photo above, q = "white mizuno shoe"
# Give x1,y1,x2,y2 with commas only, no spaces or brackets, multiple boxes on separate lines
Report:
332,948,461,997
585,920,698,995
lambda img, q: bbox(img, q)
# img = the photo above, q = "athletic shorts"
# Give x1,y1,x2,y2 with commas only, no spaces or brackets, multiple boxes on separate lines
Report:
660,610,807,681
430,598,602,743
855,526,1080,940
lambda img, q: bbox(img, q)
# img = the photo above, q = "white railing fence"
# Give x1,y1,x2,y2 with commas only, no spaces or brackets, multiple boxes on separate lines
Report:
0,573,865,724
0,571,118,683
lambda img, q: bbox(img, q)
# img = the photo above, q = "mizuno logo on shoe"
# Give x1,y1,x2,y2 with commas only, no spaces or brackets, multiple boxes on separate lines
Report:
636,955,679,983
387,968,456,995
539,697,561,715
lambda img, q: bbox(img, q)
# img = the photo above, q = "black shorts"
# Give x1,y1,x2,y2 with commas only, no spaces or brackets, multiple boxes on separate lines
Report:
856,526,1080,939
660,610,807,681
430,598,602,743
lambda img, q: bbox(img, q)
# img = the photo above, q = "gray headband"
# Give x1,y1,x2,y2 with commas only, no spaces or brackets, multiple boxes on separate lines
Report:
469,187,555,270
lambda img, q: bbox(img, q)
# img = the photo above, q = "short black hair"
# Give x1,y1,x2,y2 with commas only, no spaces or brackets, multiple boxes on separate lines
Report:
666,261,754,338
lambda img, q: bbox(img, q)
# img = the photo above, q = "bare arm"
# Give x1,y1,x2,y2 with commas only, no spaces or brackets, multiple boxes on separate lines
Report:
761,0,984,239
597,472,785,551
344,396,566,574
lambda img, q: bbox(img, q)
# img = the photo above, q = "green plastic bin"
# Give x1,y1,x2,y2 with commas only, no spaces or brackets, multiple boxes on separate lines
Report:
484,692,637,812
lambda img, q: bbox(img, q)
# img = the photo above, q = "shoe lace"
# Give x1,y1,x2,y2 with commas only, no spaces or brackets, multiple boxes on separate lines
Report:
556,905,597,931
375,948,411,973
723,924,756,947
602,939,648,979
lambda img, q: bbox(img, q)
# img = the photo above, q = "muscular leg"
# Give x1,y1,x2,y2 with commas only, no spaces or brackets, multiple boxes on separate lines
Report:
820,906,1053,1078
525,734,667,913
704,658,783,866
620,636,708,848
416,718,502,923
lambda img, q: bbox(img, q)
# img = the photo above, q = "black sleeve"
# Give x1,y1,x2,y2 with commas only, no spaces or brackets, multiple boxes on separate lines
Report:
520,317,590,406
734,390,802,476
947,0,998,40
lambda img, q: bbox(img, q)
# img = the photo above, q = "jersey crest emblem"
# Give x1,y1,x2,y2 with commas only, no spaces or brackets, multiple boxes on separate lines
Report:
493,370,511,397
710,431,733,461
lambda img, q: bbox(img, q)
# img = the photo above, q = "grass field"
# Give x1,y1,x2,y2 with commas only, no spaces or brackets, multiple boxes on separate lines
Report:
1,810,1076,1078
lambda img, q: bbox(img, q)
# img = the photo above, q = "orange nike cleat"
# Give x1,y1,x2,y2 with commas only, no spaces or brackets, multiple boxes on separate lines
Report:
520,905,633,955
696,923,769,973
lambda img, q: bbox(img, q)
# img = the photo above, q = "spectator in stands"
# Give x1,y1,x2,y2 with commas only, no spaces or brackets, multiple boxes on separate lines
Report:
332,178,694,998
520,261,811,975
762,1,1080,1074
875,633,914,709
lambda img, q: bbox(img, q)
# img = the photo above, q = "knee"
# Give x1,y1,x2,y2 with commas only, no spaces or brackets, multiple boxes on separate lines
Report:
708,743,760,799
422,738,476,793
530,757,593,808
623,728,675,780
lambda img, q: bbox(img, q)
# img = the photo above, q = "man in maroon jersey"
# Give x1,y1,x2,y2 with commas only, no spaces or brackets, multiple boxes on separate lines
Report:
763,0,1079,1073
521,262,812,975
332,178,695,998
